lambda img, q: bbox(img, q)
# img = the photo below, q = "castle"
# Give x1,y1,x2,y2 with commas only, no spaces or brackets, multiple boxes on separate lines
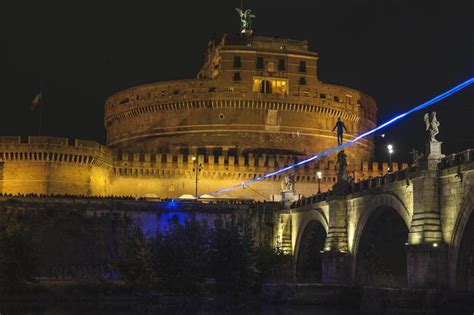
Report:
0,34,405,200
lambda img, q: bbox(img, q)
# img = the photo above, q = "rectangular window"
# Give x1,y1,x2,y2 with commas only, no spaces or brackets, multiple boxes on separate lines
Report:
233,56,241,68
299,76,307,85
256,57,264,69
278,59,285,71
334,96,339,102
299,61,307,73
233,72,241,81
253,77,288,95
320,93,326,99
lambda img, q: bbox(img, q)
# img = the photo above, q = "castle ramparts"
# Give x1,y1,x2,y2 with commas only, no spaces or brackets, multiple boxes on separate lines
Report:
0,136,407,199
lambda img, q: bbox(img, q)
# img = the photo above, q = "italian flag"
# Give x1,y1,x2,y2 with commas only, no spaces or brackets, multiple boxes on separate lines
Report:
29,92,42,112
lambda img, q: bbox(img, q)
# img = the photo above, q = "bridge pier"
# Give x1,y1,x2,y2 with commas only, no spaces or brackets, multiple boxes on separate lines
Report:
406,140,447,288
321,190,351,285
407,243,448,288
322,251,350,285
289,143,473,290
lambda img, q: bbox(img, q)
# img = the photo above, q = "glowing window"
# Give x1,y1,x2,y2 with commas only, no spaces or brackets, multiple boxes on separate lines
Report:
253,77,288,95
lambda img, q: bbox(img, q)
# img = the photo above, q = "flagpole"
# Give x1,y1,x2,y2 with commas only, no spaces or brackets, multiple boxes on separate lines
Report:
38,80,43,136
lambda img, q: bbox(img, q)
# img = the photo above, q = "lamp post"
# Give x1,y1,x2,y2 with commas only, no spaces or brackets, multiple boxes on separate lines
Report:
317,171,322,194
387,144,394,172
192,156,202,199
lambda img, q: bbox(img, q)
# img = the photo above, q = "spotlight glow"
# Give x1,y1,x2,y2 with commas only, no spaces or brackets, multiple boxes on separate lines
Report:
203,78,474,197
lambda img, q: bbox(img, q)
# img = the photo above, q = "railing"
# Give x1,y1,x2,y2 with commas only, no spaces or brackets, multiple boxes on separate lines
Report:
439,149,473,169
291,166,417,209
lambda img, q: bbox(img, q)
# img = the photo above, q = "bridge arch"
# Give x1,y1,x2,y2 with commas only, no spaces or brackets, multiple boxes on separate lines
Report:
352,193,411,287
293,208,328,282
450,186,474,290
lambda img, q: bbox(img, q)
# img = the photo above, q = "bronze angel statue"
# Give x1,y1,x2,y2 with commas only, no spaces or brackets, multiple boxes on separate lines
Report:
235,8,256,33
336,150,348,175
424,111,440,142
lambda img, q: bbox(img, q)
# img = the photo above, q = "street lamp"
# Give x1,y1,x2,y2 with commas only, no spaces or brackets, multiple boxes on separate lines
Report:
192,156,202,199
387,144,394,172
316,171,322,194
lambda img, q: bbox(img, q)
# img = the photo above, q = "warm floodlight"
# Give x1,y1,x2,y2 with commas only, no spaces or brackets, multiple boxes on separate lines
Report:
203,77,474,197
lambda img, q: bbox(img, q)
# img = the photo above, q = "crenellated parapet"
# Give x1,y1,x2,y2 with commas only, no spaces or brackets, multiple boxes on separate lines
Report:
0,137,113,196
112,150,407,185
0,136,113,168
0,136,406,199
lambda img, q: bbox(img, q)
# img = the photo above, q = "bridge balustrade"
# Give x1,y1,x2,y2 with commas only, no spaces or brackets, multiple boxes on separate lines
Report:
439,149,474,169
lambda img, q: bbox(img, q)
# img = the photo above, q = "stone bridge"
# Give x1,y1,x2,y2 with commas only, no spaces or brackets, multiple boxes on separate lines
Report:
277,145,474,290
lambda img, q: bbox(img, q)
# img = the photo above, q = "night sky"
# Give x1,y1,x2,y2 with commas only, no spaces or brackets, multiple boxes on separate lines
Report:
3,0,473,163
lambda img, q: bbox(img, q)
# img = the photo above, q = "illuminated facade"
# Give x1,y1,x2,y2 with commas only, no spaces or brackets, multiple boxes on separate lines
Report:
0,34,397,199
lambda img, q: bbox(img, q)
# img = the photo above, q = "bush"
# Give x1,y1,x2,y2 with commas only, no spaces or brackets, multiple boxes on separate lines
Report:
112,215,292,297
0,219,37,293
111,225,159,293
210,217,257,296
255,245,293,284
153,218,210,295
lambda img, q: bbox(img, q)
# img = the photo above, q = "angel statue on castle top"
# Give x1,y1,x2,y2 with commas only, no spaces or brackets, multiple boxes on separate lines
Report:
424,111,440,142
235,8,256,34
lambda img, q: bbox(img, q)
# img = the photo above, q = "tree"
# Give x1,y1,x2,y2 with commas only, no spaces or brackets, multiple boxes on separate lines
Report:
0,219,36,293
111,225,159,293
210,217,257,296
153,217,210,295
255,245,293,284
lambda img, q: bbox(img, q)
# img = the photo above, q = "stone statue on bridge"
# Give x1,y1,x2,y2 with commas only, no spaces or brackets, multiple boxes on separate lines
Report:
281,174,295,192
337,150,348,177
424,111,440,142
422,111,445,170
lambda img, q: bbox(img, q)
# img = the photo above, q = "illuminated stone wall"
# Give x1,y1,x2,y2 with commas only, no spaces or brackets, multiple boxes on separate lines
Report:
287,148,474,289
108,151,406,199
0,137,113,196
0,137,406,199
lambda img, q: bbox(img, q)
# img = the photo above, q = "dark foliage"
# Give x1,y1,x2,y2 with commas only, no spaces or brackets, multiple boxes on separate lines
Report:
210,217,257,296
112,215,293,297
255,245,293,284
153,218,211,295
0,217,37,292
111,225,159,293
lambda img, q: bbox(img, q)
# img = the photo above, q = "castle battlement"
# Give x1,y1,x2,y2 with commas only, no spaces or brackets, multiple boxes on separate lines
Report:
112,150,408,183
0,136,408,199
0,136,113,167
0,34,386,200
103,34,377,164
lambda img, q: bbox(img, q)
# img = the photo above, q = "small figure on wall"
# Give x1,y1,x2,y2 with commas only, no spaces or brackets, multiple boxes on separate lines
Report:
332,117,348,146
336,150,348,177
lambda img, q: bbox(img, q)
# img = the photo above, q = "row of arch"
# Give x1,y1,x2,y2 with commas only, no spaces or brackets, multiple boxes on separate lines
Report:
105,99,362,126
294,193,474,290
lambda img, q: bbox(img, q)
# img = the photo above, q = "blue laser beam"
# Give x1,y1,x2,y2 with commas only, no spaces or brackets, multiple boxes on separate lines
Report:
203,77,474,197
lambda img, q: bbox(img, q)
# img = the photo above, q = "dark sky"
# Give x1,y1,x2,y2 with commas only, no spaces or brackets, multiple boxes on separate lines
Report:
3,0,473,163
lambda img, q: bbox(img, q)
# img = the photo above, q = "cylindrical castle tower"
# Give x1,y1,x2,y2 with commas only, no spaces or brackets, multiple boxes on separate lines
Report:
0,35,382,200
104,35,377,165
